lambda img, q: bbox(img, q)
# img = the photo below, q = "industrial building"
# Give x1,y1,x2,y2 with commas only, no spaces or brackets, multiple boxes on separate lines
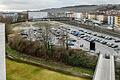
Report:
28,11,48,21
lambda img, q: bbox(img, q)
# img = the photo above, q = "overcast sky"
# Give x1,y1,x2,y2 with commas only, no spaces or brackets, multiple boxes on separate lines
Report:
0,0,120,10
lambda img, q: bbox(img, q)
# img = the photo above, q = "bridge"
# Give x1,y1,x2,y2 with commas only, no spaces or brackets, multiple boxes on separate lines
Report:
93,54,115,80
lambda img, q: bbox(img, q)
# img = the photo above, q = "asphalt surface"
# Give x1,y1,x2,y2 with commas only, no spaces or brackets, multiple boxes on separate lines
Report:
0,23,6,80
59,22,120,57
93,54,115,80
17,21,120,58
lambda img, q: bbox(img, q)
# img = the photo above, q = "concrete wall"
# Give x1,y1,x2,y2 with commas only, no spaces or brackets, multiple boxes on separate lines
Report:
0,23,6,80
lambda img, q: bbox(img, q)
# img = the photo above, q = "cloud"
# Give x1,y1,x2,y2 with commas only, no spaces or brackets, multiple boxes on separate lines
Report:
0,0,120,10
2,0,31,4
0,0,63,10
0,4,7,10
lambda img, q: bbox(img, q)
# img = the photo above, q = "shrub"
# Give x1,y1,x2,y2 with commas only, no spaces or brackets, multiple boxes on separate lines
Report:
8,35,97,70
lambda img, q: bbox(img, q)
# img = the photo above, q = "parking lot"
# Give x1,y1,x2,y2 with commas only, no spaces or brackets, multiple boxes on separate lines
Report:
16,21,120,59
60,22,120,57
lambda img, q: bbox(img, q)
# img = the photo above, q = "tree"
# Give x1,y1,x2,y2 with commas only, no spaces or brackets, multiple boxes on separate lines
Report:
5,23,14,43
34,22,52,59
58,26,69,50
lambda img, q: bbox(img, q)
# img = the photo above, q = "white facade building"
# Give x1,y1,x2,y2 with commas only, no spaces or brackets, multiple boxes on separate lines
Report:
74,13,82,19
28,11,48,20
108,16,115,27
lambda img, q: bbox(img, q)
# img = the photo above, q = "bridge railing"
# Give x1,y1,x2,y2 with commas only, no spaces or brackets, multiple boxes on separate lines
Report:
92,54,102,80
93,54,115,80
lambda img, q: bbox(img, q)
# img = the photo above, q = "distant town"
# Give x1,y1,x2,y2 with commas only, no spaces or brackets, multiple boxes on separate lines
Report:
0,4,120,30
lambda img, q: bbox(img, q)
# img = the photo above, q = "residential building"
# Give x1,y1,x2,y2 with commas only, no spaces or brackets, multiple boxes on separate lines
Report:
66,12,83,20
108,16,115,27
88,13,96,20
82,12,88,19
74,12,83,20
115,16,120,27
66,11,74,18
96,14,108,24
57,12,67,17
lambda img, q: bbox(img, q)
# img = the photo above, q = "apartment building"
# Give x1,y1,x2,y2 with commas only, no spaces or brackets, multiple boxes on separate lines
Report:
96,14,108,24
66,11,74,18
82,12,88,19
108,16,115,27
67,12,84,20
115,16,120,27
88,13,96,20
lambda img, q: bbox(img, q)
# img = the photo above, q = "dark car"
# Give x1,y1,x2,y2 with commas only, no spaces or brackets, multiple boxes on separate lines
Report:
111,45,118,48
102,41,107,44
105,54,110,59
93,34,97,36
115,40,120,43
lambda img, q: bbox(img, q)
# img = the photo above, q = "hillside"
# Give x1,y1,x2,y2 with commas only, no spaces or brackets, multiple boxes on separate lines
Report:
40,4,120,13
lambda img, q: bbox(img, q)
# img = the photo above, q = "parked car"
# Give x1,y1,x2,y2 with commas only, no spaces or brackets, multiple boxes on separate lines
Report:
101,41,107,44
105,54,110,59
67,42,74,46
79,30,84,32
111,45,118,48
80,35,86,38
69,39,77,42
115,40,120,43
93,34,97,36
106,43,114,47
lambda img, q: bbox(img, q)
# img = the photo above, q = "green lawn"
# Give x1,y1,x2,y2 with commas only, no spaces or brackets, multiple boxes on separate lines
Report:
6,59,90,80
6,46,94,75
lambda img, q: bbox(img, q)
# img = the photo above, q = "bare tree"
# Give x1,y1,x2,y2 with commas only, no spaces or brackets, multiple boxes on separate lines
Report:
58,26,69,50
34,22,52,59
